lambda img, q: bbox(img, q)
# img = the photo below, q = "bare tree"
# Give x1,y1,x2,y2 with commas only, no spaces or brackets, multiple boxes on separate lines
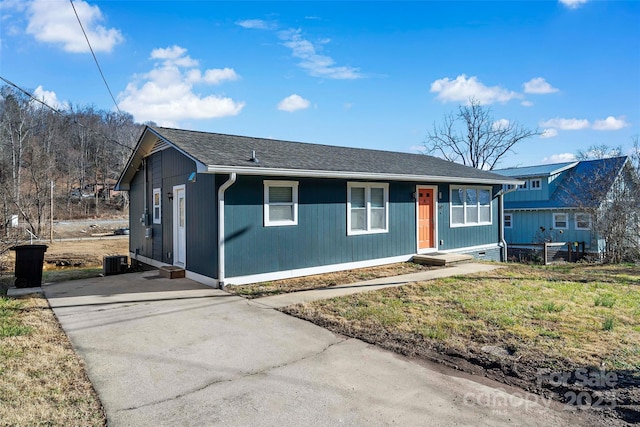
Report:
425,98,541,170
563,152,640,263
576,144,622,161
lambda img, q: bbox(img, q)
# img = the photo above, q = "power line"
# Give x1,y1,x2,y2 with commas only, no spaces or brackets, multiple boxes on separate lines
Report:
69,0,122,114
0,75,134,151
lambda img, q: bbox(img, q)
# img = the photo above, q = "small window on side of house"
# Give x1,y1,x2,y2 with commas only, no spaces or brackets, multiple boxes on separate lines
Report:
504,213,512,228
553,212,568,229
575,213,592,230
152,188,161,224
530,179,541,190
518,181,528,191
264,181,298,226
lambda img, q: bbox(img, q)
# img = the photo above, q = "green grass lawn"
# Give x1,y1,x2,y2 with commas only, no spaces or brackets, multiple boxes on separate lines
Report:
286,263,640,370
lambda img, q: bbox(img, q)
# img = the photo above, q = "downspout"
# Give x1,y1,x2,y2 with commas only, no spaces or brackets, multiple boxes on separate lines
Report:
217,173,237,289
497,186,518,261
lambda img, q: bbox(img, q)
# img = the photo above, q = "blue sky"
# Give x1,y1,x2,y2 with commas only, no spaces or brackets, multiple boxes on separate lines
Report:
1,0,639,168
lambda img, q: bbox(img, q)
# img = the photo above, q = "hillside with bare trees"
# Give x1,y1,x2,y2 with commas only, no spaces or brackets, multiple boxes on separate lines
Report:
0,85,142,243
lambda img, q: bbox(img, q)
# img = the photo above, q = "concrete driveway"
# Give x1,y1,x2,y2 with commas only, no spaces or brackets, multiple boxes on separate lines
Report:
45,272,588,426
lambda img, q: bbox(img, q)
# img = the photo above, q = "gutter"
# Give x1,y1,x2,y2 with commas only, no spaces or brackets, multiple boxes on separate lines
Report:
497,186,519,261
217,173,237,289
206,165,522,186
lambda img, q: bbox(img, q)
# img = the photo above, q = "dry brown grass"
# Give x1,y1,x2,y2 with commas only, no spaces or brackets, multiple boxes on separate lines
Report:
0,294,105,426
225,262,437,298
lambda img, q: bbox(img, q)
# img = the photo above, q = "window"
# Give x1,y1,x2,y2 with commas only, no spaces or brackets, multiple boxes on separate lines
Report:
553,213,568,229
575,213,592,230
530,179,541,190
264,181,298,226
152,188,161,224
450,187,492,227
504,213,512,228
347,182,389,235
503,184,515,191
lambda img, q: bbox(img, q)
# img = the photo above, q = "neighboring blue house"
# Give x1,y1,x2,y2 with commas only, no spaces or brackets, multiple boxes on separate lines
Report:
116,126,520,287
495,156,632,256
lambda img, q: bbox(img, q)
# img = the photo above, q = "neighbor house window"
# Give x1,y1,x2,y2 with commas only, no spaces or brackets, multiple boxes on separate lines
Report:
503,184,515,191
264,180,298,226
152,188,161,224
530,179,541,190
575,213,592,230
504,213,513,228
553,213,568,229
518,181,528,190
450,187,492,227
347,182,389,235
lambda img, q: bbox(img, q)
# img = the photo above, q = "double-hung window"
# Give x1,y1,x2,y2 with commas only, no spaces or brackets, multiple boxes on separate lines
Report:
451,187,492,227
575,213,592,230
347,182,388,235
152,188,161,224
553,212,568,229
264,180,298,226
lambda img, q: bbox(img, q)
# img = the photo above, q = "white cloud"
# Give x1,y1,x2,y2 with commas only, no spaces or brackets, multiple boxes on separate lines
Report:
408,145,425,154
543,153,577,164
236,19,275,30
492,119,510,131
32,85,68,110
277,94,310,112
592,116,630,131
521,100,534,107
559,0,588,9
539,118,590,130
540,128,559,138
523,77,559,94
430,74,520,105
23,0,123,53
279,29,363,79
118,46,244,126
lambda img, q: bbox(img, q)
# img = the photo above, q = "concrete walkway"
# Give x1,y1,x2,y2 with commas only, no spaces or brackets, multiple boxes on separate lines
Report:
44,269,589,426
251,262,499,308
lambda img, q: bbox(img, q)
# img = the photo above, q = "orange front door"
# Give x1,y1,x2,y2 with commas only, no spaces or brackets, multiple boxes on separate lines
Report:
418,188,434,250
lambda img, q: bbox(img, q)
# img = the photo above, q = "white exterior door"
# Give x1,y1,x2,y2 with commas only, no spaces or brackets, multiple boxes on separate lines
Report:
173,185,186,266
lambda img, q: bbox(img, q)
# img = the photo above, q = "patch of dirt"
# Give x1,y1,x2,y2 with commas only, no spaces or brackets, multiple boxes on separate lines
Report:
282,305,640,426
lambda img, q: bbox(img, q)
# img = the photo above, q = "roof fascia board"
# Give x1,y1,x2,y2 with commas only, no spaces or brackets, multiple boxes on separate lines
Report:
206,165,523,185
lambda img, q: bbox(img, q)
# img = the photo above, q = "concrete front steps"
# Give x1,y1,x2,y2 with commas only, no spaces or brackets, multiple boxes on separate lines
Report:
411,253,474,267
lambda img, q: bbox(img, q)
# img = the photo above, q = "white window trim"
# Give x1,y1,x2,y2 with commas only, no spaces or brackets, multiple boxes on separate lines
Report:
152,188,161,224
575,213,592,230
347,182,389,236
553,212,568,230
504,213,513,229
450,186,493,228
264,180,298,227
530,179,542,190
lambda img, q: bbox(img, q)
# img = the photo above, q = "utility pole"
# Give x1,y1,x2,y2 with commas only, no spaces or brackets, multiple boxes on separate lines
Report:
50,180,54,243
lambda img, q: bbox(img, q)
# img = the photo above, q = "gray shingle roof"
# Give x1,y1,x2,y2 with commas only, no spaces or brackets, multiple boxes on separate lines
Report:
148,126,516,184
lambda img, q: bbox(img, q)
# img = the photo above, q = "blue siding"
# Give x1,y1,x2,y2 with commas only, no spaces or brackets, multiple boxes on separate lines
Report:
224,177,417,278
505,210,595,249
436,184,501,251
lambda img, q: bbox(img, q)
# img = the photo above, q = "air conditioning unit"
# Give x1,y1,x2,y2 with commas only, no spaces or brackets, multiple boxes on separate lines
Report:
103,255,128,276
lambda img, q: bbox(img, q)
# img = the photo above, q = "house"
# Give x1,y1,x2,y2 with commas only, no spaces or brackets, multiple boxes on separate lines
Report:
115,126,521,287
495,156,635,259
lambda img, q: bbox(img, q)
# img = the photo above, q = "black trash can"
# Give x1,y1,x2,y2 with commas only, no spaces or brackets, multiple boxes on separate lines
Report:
11,244,48,288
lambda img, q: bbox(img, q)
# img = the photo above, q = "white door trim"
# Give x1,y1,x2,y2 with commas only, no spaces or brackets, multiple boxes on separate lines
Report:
173,184,186,267
416,185,438,254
